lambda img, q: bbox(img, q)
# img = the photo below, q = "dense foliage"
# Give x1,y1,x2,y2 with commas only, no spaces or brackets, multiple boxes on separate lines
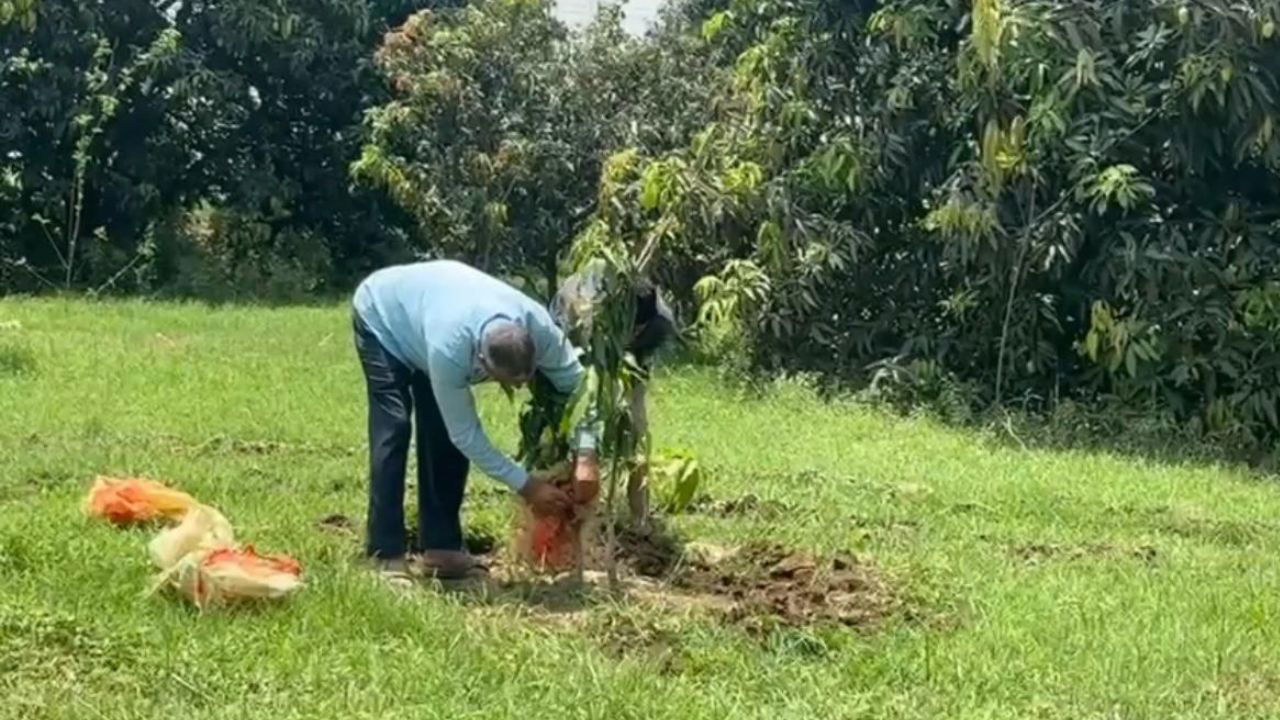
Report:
0,0,432,298
6,0,1280,446
600,0,1280,444
352,0,716,292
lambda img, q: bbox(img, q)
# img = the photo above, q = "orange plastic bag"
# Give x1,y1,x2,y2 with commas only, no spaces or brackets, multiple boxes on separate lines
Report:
148,503,303,609
512,463,597,572
84,475,197,526
164,545,303,610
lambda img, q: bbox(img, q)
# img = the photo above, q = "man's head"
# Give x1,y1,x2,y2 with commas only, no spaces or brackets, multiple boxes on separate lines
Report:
479,319,535,388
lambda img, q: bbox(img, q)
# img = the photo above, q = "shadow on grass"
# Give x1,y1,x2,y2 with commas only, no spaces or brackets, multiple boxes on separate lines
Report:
439,573,604,615
724,361,1280,480
666,347,1280,480
969,402,1280,478
440,519,691,616
319,510,690,614
0,342,36,377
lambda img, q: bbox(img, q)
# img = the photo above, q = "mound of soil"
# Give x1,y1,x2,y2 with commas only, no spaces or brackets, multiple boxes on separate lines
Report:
594,525,897,630
318,513,355,534
318,511,900,631
674,543,897,630
613,524,684,577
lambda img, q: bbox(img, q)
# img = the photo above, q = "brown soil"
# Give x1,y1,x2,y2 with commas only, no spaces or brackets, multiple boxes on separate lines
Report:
612,524,684,577
526,523,898,631
673,542,898,630
318,512,900,631
1011,542,1158,564
318,513,355,535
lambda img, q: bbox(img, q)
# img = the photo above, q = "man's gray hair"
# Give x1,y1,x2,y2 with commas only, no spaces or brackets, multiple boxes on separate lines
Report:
481,320,535,379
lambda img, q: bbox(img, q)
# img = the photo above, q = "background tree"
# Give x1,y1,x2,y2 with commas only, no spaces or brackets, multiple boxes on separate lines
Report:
597,0,1280,446
353,0,716,293
153,0,436,299
0,0,433,298
6,0,1280,451
0,0,189,292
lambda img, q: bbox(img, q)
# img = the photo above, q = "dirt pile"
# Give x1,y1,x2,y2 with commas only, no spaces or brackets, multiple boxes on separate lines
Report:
318,513,355,535
317,511,901,631
590,526,897,630
612,524,683,577
674,543,897,630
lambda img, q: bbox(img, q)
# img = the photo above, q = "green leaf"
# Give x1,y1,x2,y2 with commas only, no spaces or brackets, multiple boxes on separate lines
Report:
670,460,702,513
653,450,704,514
701,11,731,43
640,161,674,211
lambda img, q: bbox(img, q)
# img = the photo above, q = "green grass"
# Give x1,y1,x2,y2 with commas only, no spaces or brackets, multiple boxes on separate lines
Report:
3,297,1280,719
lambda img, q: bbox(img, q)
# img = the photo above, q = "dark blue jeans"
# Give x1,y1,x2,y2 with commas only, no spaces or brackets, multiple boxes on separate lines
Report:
352,313,469,558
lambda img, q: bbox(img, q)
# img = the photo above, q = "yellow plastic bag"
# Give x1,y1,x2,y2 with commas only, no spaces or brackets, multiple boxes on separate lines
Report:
148,504,235,569
148,504,303,610
82,473,304,610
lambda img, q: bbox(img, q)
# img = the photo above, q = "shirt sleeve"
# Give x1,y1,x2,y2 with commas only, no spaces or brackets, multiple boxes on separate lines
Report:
530,310,585,395
426,349,529,492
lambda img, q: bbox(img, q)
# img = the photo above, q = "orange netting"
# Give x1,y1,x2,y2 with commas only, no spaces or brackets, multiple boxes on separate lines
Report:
520,508,578,570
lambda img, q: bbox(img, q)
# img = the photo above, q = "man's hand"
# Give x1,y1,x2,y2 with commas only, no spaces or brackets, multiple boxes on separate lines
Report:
519,474,571,516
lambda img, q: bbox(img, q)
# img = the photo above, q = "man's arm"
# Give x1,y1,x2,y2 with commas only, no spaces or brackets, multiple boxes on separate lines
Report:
426,351,529,492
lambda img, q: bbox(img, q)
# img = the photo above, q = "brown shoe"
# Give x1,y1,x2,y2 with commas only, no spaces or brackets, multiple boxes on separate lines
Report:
414,550,486,580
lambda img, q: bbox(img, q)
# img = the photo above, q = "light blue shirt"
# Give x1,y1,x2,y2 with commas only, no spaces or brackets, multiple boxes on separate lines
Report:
352,260,584,491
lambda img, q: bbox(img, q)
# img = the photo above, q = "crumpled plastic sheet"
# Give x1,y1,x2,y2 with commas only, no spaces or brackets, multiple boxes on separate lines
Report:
83,475,197,526
85,476,303,610
511,464,597,573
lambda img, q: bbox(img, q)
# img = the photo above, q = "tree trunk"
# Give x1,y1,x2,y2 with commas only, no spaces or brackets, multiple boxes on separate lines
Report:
544,252,558,301
627,380,651,530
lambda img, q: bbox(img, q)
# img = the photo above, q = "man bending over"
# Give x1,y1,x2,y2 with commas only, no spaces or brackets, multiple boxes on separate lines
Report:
351,259,583,583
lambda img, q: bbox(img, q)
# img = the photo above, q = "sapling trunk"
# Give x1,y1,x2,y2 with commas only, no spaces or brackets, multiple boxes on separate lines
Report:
574,528,585,586
605,451,623,590
573,503,585,586
514,244,649,593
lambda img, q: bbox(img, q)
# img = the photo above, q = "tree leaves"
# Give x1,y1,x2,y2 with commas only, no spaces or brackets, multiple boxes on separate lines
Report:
603,0,1280,445
650,449,705,514
9,0,1280,447
357,0,716,288
2,0,422,296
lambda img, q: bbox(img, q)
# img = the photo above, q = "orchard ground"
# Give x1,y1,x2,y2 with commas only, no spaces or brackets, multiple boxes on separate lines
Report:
3,297,1280,719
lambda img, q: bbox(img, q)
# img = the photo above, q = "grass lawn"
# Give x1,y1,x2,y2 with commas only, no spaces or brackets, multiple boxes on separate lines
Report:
3,297,1280,719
